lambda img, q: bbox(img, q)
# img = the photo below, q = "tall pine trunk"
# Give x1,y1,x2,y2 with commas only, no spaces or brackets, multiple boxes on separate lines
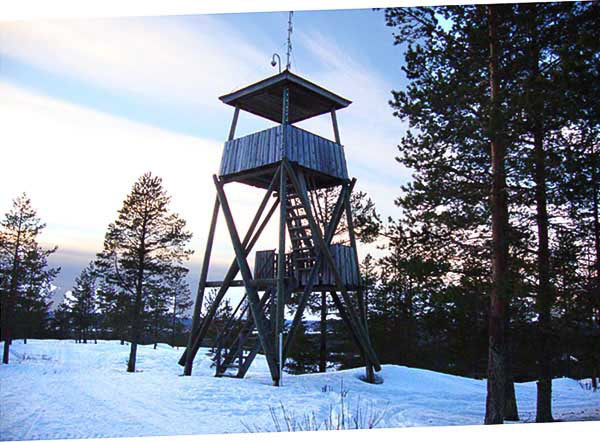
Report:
127,254,145,372
534,124,553,422
524,8,554,421
485,4,509,424
592,144,600,327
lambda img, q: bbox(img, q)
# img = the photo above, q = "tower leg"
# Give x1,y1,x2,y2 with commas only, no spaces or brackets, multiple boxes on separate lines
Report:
275,164,287,386
343,189,376,383
283,160,380,371
213,175,280,381
282,180,355,363
184,196,219,375
178,170,280,368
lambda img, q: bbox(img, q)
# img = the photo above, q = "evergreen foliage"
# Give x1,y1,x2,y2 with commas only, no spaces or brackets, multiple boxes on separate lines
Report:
0,193,59,363
95,172,193,371
381,1,599,424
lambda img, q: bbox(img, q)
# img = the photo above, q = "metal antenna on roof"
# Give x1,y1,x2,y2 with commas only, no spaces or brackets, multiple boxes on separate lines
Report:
286,11,293,70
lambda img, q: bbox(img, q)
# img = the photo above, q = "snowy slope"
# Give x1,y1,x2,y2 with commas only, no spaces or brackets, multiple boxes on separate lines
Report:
0,340,598,441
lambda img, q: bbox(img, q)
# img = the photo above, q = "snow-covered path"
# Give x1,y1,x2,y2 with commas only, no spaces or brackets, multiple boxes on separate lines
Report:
0,340,598,440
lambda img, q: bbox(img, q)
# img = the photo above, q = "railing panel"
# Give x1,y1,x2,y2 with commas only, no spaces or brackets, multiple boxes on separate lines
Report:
219,125,349,181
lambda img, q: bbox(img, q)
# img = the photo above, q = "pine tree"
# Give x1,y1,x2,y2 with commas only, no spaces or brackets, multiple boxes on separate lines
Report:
95,172,192,372
165,266,192,347
0,193,59,363
97,281,130,344
50,302,72,340
65,263,98,343
15,248,58,343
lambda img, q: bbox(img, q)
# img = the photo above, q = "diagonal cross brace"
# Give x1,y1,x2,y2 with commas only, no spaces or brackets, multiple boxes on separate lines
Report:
179,168,280,370
213,174,280,381
282,178,355,361
283,160,381,371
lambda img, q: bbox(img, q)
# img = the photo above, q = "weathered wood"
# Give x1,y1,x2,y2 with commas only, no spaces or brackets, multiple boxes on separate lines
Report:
219,125,348,185
178,197,279,367
283,161,380,371
331,110,341,145
228,106,240,141
329,290,369,366
219,70,351,124
216,288,273,375
344,187,375,382
281,176,356,362
213,174,280,382
275,164,287,385
178,171,280,367
255,250,276,280
184,195,220,375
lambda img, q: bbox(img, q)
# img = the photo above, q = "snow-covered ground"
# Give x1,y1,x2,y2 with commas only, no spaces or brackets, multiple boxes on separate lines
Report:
0,340,598,441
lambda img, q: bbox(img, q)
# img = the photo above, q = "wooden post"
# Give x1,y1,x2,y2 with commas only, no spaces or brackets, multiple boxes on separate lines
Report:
213,174,280,381
184,195,220,375
283,160,380,371
331,110,341,145
275,164,287,386
344,189,375,383
228,106,240,141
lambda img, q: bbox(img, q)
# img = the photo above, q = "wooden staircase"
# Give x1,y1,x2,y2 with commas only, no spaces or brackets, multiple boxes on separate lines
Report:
285,191,318,287
213,288,274,378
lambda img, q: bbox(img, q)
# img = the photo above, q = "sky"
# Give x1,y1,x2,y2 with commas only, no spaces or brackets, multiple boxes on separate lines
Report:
0,2,414,307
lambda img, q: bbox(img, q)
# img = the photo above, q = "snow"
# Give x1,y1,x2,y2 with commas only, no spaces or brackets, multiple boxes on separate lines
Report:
0,340,598,440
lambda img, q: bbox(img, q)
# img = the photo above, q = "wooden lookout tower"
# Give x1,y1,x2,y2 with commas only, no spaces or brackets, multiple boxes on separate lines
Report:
179,69,381,385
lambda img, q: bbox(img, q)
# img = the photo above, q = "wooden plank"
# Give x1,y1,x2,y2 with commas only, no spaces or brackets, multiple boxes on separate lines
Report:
254,131,263,170
221,142,229,175
340,145,349,179
288,125,295,163
219,143,227,176
266,127,273,165
313,137,327,173
228,106,240,141
331,141,339,179
328,140,336,176
308,130,316,171
274,125,280,163
287,124,292,162
297,127,306,166
262,128,269,166
231,137,245,173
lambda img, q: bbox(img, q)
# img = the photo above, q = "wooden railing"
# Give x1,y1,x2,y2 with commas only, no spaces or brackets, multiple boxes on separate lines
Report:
219,124,348,180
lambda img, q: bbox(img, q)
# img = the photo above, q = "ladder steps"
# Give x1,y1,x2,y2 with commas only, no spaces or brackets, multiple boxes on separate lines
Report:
288,214,308,221
292,246,313,253
289,224,310,231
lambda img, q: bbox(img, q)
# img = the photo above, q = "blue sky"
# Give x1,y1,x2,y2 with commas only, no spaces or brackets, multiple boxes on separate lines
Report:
0,4,414,305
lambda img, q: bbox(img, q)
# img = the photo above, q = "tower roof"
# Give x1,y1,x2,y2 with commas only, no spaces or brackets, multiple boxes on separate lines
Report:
219,70,351,124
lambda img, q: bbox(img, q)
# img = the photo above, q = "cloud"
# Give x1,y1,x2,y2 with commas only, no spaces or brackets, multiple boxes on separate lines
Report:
0,82,278,278
1,13,413,301
0,16,274,110
294,28,412,219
